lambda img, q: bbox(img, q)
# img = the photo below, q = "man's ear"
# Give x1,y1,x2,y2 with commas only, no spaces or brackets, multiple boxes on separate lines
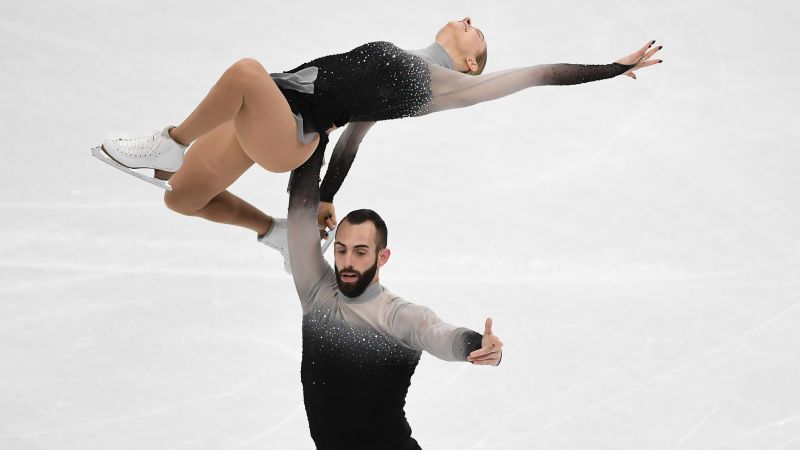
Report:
378,248,391,267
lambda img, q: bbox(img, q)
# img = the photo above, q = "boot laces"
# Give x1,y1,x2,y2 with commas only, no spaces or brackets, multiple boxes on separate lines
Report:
118,131,161,155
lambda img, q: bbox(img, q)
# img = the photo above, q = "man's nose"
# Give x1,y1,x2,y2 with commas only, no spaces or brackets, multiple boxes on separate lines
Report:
341,253,354,267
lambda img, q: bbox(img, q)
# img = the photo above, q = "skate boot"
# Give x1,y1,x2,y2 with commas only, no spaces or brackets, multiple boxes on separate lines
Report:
258,220,339,274
258,218,292,274
91,125,188,191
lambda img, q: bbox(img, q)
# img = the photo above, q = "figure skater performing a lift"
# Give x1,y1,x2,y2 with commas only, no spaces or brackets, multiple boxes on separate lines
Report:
283,143,503,449
91,17,664,271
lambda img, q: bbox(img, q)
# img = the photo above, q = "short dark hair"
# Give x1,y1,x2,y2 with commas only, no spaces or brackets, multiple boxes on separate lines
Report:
340,209,388,251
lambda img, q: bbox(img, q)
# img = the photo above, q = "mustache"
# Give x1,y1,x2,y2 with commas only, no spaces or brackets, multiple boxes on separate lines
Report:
335,260,378,298
338,268,361,278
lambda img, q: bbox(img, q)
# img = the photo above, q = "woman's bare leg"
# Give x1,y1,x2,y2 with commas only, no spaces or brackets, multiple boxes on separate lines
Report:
167,58,320,174
164,121,273,235
158,57,321,237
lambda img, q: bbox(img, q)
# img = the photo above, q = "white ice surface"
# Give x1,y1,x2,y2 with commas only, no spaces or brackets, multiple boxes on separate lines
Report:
1,0,799,449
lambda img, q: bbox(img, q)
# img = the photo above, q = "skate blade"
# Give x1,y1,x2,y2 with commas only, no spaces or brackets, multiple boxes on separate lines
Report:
320,223,338,254
91,146,172,191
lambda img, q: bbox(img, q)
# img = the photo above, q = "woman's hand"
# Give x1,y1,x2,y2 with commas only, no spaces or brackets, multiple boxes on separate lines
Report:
318,201,337,239
615,40,664,80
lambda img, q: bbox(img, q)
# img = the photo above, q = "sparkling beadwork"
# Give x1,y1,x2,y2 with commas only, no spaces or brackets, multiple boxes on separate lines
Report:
302,304,421,383
280,41,434,130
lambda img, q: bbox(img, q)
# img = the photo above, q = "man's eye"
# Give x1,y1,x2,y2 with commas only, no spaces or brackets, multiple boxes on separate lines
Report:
356,251,367,256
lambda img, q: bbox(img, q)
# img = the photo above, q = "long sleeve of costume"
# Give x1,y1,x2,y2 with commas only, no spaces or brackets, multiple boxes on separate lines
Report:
389,301,483,362
319,121,375,203
287,137,333,308
272,41,635,139
426,61,634,113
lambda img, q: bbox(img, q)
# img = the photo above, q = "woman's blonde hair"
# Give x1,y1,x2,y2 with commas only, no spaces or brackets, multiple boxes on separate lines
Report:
468,46,488,76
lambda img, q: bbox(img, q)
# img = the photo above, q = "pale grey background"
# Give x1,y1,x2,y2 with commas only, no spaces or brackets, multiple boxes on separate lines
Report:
1,0,799,449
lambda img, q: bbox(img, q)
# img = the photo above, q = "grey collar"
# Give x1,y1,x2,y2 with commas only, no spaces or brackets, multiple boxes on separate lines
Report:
339,282,384,304
412,42,454,70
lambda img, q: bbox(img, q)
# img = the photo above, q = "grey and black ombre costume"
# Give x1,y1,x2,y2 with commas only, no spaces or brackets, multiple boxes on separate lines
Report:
271,41,634,203
287,145,484,449
277,40,634,449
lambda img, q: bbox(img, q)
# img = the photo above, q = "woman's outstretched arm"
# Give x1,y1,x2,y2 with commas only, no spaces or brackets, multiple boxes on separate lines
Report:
428,40,663,113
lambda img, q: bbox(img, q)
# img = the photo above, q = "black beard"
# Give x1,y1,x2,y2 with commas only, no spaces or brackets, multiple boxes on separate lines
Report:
335,259,378,298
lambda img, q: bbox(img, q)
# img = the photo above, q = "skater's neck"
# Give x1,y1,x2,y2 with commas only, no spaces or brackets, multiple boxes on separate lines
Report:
410,42,454,70
340,282,383,304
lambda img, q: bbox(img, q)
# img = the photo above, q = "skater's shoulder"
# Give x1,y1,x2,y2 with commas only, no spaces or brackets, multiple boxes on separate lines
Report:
303,266,338,307
381,290,420,318
381,287,405,304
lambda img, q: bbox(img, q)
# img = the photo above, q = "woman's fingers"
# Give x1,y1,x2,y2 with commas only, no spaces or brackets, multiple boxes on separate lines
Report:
623,56,664,80
632,40,655,61
642,45,663,62
635,58,663,71
616,40,656,66
616,40,664,80
646,59,663,67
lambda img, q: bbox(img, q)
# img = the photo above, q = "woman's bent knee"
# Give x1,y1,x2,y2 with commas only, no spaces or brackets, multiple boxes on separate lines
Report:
227,58,268,81
163,189,207,216
217,58,270,97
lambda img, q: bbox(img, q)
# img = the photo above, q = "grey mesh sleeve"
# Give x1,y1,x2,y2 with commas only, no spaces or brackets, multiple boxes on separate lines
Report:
427,62,634,112
319,121,376,203
390,302,483,361
287,136,332,307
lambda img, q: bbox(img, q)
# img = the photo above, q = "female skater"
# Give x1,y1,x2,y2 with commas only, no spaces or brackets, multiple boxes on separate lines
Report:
94,17,663,271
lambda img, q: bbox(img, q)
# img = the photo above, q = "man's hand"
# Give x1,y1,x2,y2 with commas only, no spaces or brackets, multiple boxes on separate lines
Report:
467,318,503,366
317,202,337,239
615,40,664,80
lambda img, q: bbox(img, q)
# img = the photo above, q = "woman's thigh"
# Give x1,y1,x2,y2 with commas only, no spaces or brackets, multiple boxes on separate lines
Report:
165,121,254,212
230,59,320,173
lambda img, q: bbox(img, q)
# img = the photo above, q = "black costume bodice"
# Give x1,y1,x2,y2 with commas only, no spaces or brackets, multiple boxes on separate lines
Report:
278,41,433,135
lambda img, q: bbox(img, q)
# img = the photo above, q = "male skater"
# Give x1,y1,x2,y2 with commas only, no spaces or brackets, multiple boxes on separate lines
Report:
286,145,503,450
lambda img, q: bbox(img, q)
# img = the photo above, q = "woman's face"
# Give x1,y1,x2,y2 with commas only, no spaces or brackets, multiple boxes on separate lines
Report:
436,17,486,58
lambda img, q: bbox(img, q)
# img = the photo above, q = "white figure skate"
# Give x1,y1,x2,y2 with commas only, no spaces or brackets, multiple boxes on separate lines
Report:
91,126,188,191
258,218,292,274
258,219,338,274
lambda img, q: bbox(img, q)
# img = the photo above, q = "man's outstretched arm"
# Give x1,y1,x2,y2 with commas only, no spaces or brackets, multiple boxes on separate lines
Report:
390,302,503,366
288,137,332,305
